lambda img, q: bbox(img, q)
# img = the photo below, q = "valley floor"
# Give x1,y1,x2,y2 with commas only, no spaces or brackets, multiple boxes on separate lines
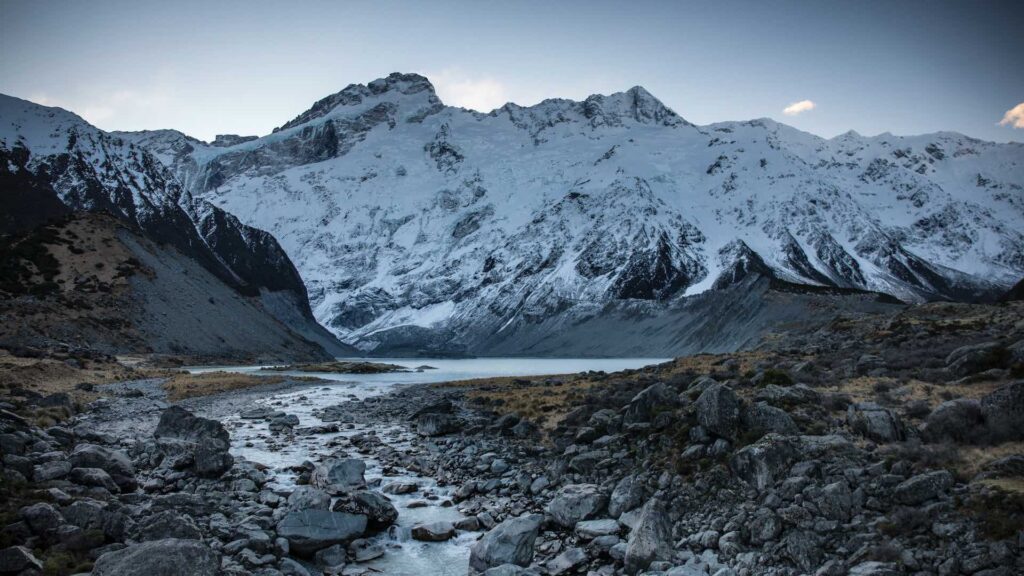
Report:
1,301,1023,576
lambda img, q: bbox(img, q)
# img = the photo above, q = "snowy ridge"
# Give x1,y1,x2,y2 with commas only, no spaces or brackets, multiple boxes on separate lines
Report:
0,93,353,357
16,73,1024,355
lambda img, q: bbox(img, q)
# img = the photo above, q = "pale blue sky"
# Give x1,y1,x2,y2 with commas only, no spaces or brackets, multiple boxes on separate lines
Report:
1,0,1021,142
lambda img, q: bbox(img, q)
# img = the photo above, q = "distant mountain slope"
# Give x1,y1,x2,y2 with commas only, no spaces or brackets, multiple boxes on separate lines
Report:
0,94,355,358
105,73,1024,355
0,213,335,362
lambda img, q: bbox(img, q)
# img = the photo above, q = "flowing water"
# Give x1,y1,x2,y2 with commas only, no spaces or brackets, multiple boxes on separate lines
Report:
189,358,667,575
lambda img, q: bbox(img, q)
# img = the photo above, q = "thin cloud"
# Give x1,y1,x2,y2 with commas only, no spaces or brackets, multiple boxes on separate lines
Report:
431,69,508,112
783,99,816,116
999,102,1024,129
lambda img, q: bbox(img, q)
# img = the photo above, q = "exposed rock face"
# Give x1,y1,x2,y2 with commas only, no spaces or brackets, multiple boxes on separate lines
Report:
624,499,671,574
104,73,1024,357
91,538,220,576
469,513,544,573
275,510,368,556
545,484,608,528
0,95,352,360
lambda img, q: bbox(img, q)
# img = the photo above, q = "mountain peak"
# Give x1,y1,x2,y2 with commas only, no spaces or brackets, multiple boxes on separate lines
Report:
274,72,437,133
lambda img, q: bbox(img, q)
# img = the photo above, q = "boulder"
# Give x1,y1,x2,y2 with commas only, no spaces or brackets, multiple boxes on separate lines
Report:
333,491,398,529
694,383,741,440
69,444,136,489
411,521,456,541
269,413,300,433
624,499,671,575
68,467,119,492
920,398,985,443
546,547,587,575
893,470,953,505
575,519,620,539
623,383,675,424
276,510,367,555
154,406,229,443
783,530,823,572
311,458,366,491
754,383,821,407
91,538,220,576
980,381,1024,442
136,510,202,541
608,474,644,518
747,508,782,546
287,486,332,511
945,342,1005,376
20,502,64,539
469,513,543,573
416,412,461,436
193,437,233,478
545,484,608,528
0,546,43,573
741,402,799,437
728,434,798,491
847,402,904,443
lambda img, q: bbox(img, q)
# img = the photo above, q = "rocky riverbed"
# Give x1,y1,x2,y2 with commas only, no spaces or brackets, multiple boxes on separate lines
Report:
1,303,1024,576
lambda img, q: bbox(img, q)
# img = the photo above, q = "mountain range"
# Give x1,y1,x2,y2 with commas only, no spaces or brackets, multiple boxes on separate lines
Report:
3,73,1022,357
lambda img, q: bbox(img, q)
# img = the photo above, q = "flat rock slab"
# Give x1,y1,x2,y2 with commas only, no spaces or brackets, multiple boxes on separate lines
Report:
276,510,368,555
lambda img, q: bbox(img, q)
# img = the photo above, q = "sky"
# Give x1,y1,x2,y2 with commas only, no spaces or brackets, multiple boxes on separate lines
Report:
1,0,1022,143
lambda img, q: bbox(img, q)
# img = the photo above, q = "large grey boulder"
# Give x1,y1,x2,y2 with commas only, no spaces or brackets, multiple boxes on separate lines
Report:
153,407,233,478
417,412,461,436
624,499,671,575
945,342,1005,376
154,406,229,443
412,521,456,541
332,490,399,529
287,486,332,511
607,474,644,518
276,510,367,555
469,513,543,573
623,383,675,424
846,402,904,443
20,502,65,539
893,470,954,505
920,398,984,443
980,381,1024,442
193,437,233,477
545,484,607,528
741,402,799,437
68,467,119,492
136,510,203,541
69,444,136,489
311,458,366,491
92,538,220,576
694,383,741,440
728,434,798,491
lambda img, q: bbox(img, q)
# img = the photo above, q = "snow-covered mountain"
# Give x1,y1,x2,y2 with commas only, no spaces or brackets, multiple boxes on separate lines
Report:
48,74,1024,355
0,94,354,358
